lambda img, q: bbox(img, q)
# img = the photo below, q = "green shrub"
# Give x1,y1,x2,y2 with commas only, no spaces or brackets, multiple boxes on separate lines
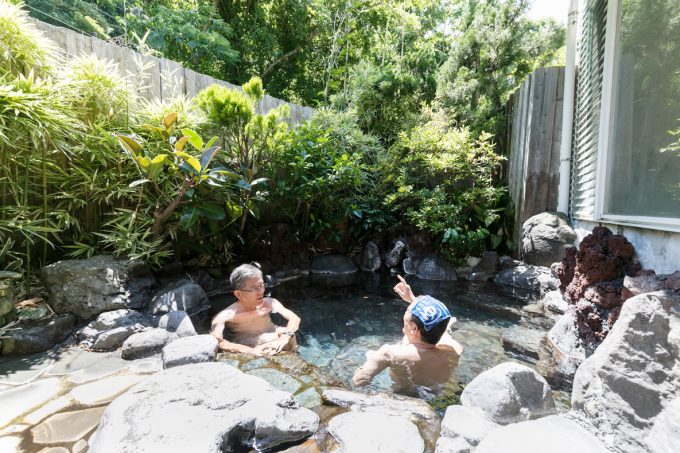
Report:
266,108,383,245
196,78,290,237
383,111,511,260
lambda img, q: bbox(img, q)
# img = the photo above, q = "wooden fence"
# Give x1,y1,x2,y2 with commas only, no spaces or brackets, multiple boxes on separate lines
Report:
506,67,565,250
31,20,316,123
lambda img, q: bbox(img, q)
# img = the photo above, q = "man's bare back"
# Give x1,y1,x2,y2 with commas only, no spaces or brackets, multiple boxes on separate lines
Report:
352,275,463,393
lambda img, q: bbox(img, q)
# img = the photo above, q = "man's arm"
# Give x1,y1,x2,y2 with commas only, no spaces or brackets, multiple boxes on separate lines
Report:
256,298,301,355
436,319,464,355
352,346,391,387
270,298,301,333
210,308,262,355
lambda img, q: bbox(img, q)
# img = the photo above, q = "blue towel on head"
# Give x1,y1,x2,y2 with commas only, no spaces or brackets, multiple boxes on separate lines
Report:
411,296,451,331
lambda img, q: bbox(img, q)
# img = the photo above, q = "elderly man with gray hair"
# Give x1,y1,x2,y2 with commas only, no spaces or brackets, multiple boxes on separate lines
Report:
210,264,300,355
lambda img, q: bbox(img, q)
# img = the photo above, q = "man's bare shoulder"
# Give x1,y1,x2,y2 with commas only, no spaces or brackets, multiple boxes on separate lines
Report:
213,304,239,322
377,343,414,362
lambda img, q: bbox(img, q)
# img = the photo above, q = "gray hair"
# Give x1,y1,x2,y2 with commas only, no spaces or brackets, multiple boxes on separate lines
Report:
230,263,263,290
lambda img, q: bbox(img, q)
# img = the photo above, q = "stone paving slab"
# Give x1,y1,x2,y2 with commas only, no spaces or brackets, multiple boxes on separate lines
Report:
0,435,22,452
23,396,73,425
72,439,88,453
125,355,163,374
0,423,30,436
69,374,145,405
0,378,63,428
67,352,128,384
0,352,57,385
44,349,109,377
37,447,69,453
32,406,105,444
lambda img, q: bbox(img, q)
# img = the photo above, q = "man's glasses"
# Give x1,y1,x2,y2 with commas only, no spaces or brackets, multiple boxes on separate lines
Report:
238,283,267,292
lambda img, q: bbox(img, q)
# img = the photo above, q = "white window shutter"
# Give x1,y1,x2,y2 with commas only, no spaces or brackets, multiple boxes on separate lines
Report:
570,0,608,219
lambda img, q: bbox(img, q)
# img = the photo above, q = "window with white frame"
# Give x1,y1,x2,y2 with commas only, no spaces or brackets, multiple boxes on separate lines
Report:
571,0,680,229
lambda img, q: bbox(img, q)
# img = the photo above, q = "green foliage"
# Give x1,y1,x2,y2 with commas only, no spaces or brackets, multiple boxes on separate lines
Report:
435,0,565,139
196,84,254,133
383,112,510,259
24,0,124,39
266,109,376,244
126,2,238,79
196,78,290,236
0,0,56,77
58,55,131,127
334,60,423,146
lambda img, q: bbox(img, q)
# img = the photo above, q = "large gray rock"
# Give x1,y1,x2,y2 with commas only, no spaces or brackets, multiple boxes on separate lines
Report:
520,212,576,267
121,328,177,360
156,310,197,337
41,256,157,320
161,334,218,368
645,397,680,453
310,254,358,275
148,279,209,316
571,291,680,453
76,309,153,350
543,290,569,314
438,405,499,447
536,309,585,388
88,362,319,453
474,415,608,453
0,315,75,357
435,436,472,453
359,241,382,271
494,265,554,295
461,362,555,424
328,411,424,453
416,256,457,281
384,240,406,268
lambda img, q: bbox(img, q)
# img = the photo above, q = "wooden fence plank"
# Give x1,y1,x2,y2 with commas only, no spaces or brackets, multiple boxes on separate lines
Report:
506,67,565,255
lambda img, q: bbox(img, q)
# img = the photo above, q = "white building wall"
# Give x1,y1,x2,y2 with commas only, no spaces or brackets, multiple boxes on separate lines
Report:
573,220,680,274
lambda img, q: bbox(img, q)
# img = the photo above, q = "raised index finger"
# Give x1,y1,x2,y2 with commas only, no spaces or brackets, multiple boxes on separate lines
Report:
397,274,407,283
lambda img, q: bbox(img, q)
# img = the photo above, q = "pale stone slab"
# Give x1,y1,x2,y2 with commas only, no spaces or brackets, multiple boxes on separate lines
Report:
0,378,63,428
72,439,88,453
32,407,106,444
68,353,128,384
0,352,57,385
38,447,69,453
0,423,30,435
0,435,22,452
45,349,109,376
125,355,163,374
328,411,424,453
24,396,73,425
70,375,145,405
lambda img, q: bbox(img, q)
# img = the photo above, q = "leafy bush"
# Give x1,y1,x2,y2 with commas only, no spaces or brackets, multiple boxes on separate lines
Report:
196,77,290,236
383,112,510,260
266,108,383,246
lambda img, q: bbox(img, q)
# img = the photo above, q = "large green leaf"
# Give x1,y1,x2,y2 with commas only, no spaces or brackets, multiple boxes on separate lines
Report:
200,146,220,171
181,128,203,151
117,135,142,156
198,202,226,221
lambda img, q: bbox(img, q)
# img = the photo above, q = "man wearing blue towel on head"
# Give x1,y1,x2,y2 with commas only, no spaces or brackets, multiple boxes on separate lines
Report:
352,275,463,394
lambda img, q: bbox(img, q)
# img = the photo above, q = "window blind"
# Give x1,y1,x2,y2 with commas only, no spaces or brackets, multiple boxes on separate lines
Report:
570,0,608,219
